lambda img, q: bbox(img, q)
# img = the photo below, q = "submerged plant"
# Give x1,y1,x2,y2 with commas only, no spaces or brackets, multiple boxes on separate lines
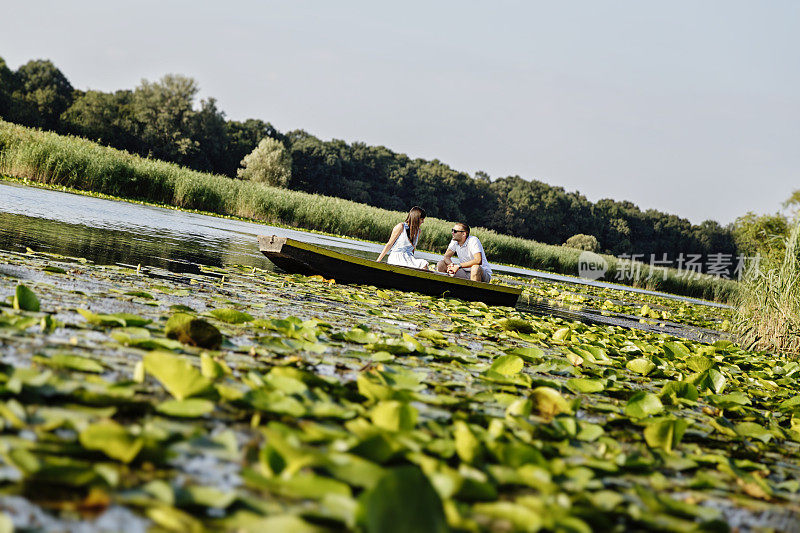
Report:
734,220,800,355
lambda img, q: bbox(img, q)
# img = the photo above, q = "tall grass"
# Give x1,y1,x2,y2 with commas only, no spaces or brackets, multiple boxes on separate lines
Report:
734,221,800,355
0,120,737,302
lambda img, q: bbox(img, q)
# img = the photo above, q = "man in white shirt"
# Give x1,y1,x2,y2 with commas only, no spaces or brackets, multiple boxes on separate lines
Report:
436,223,493,282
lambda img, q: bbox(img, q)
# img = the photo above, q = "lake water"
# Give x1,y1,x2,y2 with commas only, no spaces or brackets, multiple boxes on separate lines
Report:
0,181,727,307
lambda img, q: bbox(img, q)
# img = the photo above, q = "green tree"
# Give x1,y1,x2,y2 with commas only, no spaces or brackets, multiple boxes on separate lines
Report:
0,56,17,119
11,59,74,129
130,74,199,163
60,89,136,149
732,212,789,259
186,97,229,173
237,137,292,186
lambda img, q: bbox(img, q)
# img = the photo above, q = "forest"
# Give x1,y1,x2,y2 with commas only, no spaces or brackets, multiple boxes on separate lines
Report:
0,56,737,266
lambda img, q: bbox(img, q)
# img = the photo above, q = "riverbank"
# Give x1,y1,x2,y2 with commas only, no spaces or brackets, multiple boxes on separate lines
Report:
0,120,737,302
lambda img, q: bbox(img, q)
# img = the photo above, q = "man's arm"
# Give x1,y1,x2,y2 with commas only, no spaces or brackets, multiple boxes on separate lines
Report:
449,252,482,274
441,248,456,264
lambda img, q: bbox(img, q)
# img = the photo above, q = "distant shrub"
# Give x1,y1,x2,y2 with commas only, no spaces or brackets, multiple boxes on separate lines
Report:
563,234,600,252
237,137,291,187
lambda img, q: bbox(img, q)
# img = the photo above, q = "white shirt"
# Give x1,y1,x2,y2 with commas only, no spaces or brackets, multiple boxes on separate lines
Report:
448,235,492,276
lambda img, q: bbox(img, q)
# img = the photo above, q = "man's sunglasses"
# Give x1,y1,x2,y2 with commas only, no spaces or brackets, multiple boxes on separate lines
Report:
451,229,465,233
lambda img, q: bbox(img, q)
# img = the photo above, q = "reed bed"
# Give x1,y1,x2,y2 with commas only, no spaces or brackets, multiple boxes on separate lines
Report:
0,120,736,302
734,221,800,355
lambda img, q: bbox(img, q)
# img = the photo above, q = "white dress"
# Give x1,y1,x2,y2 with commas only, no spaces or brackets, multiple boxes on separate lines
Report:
388,223,429,270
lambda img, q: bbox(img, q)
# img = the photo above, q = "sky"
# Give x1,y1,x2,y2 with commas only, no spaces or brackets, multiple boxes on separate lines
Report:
2,1,798,225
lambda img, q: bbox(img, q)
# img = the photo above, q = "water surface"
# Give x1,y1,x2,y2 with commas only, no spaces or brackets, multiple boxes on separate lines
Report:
0,181,727,307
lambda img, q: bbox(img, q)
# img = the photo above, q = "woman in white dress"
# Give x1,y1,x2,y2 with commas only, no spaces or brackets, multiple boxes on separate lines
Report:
375,206,430,270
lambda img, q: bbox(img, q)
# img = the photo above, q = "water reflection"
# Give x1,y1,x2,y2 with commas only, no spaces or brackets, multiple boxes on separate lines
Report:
0,181,379,273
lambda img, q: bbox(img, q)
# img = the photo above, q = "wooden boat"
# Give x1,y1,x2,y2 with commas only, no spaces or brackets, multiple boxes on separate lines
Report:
258,235,522,307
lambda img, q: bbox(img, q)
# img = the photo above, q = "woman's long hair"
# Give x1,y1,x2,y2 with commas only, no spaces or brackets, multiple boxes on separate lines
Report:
405,206,426,246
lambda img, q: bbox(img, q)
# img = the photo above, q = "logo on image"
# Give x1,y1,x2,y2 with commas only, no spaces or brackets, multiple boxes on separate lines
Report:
578,251,608,280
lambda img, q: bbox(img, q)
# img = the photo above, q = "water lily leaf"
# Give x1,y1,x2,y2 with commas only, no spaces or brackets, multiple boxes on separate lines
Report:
508,346,544,362
370,401,417,432
659,382,699,404
323,453,386,490
583,345,612,364
625,391,664,418
165,313,222,349
552,327,571,342
143,352,213,400
576,422,605,442
342,328,381,344
35,353,104,373
566,378,605,394
156,398,215,417
13,284,40,311
245,389,306,417
200,353,231,379
686,355,714,373
177,485,237,509
497,318,534,333
359,466,447,533
688,369,727,394
0,400,26,429
124,290,155,299
626,358,656,376
643,417,688,453
79,421,143,463
77,309,151,327
232,515,322,533
209,308,254,324
779,396,800,411
416,329,447,345
43,265,67,274
531,387,571,419
565,350,584,366
244,469,351,500
489,354,524,376
368,338,420,354
454,420,483,464
472,501,542,532
707,392,751,409
735,422,773,443
662,341,691,359
146,505,204,533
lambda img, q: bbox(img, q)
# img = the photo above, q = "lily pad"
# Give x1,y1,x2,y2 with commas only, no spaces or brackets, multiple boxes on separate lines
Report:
370,401,418,432
359,466,447,533
643,417,688,453
531,386,571,419
165,313,222,349
156,398,215,418
625,392,664,418
143,352,213,400
79,421,143,463
626,358,656,376
489,354,524,376
13,284,40,311
209,308,254,324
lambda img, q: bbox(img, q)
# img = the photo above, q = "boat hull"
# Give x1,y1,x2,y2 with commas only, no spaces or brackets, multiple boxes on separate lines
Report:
258,235,521,307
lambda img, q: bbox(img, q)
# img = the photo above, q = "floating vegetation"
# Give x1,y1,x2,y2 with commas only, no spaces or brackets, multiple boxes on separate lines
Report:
0,247,797,531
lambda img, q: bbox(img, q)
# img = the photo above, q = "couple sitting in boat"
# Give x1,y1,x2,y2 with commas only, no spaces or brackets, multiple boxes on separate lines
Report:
375,206,493,282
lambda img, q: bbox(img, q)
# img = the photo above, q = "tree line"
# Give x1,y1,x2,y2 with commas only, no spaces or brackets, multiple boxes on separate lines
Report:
0,56,738,265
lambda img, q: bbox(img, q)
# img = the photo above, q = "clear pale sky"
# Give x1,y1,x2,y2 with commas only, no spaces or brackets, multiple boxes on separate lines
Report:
3,1,798,224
